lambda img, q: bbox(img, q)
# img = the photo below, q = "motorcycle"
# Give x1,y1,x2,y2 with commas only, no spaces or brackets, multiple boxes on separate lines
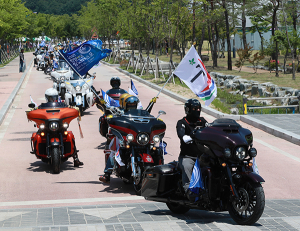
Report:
106,108,166,193
64,72,96,114
141,118,265,225
26,102,80,174
51,61,72,100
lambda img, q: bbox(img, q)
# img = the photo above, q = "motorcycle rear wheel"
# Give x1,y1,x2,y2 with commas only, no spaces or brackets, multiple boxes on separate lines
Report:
51,147,61,174
166,202,190,214
228,182,265,225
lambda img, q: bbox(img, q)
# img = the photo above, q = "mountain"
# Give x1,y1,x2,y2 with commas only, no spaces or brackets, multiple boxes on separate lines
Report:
23,0,89,15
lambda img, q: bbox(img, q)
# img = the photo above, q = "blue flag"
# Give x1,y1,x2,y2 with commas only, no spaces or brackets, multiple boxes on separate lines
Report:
40,40,45,47
159,141,167,155
53,59,58,69
188,158,204,194
102,90,120,107
59,40,111,76
131,79,139,95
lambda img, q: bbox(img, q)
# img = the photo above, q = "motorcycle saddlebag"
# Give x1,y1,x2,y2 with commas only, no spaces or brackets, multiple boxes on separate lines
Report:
141,161,178,197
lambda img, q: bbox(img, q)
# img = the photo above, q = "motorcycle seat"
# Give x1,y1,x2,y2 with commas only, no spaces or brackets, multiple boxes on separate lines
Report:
150,161,178,174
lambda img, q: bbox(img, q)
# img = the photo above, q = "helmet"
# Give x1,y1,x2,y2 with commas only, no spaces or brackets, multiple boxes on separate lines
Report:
119,93,130,108
110,77,121,89
45,88,59,102
184,99,201,118
124,96,139,111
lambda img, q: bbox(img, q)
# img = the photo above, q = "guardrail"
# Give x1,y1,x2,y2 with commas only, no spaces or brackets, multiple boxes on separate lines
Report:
243,96,300,114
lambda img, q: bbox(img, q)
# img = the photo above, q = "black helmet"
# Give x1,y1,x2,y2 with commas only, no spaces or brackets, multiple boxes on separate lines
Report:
110,77,121,89
184,99,201,118
124,96,139,111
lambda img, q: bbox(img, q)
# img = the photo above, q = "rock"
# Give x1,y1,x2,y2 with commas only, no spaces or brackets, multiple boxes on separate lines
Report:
258,86,266,96
217,78,224,86
251,85,259,96
232,84,239,90
289,99,299,105
200,55,209,61
277,90,286,97
286,88,295,95
230,108,239,115
264,91,272,97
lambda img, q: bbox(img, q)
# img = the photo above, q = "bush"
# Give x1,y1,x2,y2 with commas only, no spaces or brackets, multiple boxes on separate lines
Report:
264,60,276,69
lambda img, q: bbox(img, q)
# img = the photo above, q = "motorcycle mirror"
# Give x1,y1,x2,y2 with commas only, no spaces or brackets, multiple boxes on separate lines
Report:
93,72,96,78
158,110,166,115
28,103,36,108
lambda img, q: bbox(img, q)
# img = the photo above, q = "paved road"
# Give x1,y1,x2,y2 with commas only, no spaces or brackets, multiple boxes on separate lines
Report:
1,58,300,230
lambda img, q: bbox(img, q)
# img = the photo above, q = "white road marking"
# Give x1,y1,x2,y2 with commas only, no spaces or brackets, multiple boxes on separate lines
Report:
255,138,300,163
70,207,135,219
0,196,144,207
0,211,30,222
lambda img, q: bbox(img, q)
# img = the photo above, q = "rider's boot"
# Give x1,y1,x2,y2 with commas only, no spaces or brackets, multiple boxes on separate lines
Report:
99,173,110,184
74,158,84,167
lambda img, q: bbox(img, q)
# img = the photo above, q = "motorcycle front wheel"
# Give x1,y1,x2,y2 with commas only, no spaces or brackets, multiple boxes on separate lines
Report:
228,182,265,225
51,147,61,174
60,88,66,100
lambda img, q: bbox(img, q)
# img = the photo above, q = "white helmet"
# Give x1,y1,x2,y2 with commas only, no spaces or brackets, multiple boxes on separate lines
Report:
45,88,59,102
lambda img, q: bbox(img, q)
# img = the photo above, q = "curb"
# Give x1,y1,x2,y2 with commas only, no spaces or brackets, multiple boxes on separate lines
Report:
113,66,300,145
0,58,33,126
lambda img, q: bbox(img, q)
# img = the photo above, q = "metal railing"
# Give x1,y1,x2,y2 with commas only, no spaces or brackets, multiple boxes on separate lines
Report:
243,96,300,114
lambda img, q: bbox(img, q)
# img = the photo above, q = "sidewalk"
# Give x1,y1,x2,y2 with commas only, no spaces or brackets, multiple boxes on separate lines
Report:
0,52,33,125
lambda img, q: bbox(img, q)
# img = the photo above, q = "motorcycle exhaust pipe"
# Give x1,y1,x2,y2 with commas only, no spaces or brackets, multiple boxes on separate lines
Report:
146,197,186,206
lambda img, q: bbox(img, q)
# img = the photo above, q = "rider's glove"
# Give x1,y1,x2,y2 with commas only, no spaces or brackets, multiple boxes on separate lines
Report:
100,99,106,105
151,97,158,103
183,135,193,144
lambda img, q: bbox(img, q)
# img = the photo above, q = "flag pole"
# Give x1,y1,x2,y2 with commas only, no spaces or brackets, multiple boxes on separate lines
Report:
155,72,174,98
57,50,102,101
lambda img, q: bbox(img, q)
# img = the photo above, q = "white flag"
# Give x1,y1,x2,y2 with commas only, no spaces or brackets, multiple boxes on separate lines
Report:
128,88,143,109
173,46,217,106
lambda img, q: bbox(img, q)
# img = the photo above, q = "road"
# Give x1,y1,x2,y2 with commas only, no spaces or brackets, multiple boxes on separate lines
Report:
0,59,300,230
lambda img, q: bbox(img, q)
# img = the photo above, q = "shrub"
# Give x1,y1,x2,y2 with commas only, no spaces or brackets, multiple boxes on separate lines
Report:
120,60,128,67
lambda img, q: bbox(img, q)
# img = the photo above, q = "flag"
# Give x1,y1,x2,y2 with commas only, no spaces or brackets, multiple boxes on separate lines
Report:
128,88,143,109
40,40,45,47
108,137,124,166
131,79,138,95
252,157,259,175
37,41,40,48
101,89,120,107
53,59,58,69
159,141,167,155
173,46,217,106
59,39,111,76
30,95,38,108
19,42,22,50
188,158,204,194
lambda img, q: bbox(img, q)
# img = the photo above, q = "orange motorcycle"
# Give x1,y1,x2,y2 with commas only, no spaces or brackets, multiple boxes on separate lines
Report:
26,102,80,174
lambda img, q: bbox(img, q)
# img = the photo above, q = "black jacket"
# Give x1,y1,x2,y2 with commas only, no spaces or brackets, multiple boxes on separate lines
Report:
176,116,208,157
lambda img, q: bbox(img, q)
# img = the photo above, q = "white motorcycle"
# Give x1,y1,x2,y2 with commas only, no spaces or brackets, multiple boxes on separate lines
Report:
51,61,71,100
64,72,96,114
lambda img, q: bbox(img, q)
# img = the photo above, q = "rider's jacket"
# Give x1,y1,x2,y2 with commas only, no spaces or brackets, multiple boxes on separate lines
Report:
106,88,128,101
176,116,208,157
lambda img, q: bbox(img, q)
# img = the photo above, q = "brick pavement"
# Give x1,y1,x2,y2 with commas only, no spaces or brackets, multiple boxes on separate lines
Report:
0,200,300,230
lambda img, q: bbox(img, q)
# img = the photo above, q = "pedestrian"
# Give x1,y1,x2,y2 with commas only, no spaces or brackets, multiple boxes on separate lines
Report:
165,40,169,57
19,48,25,72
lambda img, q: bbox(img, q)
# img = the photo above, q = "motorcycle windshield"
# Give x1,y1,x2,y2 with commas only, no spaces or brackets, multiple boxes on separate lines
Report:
57,61,69,71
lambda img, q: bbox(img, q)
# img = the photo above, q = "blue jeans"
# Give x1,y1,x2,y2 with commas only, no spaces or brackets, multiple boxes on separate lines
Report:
104,156,113,174
19,60,23,72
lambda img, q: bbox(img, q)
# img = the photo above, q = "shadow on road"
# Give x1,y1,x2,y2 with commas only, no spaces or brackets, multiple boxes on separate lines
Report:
96,141,107,150
98,177,137,195
27,160,79,174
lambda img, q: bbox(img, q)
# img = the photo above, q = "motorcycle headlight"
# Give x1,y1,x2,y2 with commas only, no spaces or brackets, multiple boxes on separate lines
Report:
63,122,69,129
60,76,65,81
75,85,81,91
235,147,246,160
126,134,134,142
83,84,88,90
224,148,231,158
249,147,257,157
153,135,160,143
39,124,45,130
49,122,59,131
137,133,149,145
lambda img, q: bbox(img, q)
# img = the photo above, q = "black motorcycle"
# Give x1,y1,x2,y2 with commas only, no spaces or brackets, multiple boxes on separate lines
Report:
141,118,265,225
106,108,166,193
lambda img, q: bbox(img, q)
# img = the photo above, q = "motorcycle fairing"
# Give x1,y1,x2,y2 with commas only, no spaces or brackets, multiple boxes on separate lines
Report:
50,137,60,146
240,172,265,183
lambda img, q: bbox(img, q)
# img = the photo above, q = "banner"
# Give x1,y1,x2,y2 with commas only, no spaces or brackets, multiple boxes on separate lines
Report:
59,39,111,76
188,158,204,194
102,89,120,107
173,46,217,106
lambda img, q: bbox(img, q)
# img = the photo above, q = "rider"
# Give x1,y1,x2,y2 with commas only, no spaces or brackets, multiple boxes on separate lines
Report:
176,98,210,201
42,88,84,167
